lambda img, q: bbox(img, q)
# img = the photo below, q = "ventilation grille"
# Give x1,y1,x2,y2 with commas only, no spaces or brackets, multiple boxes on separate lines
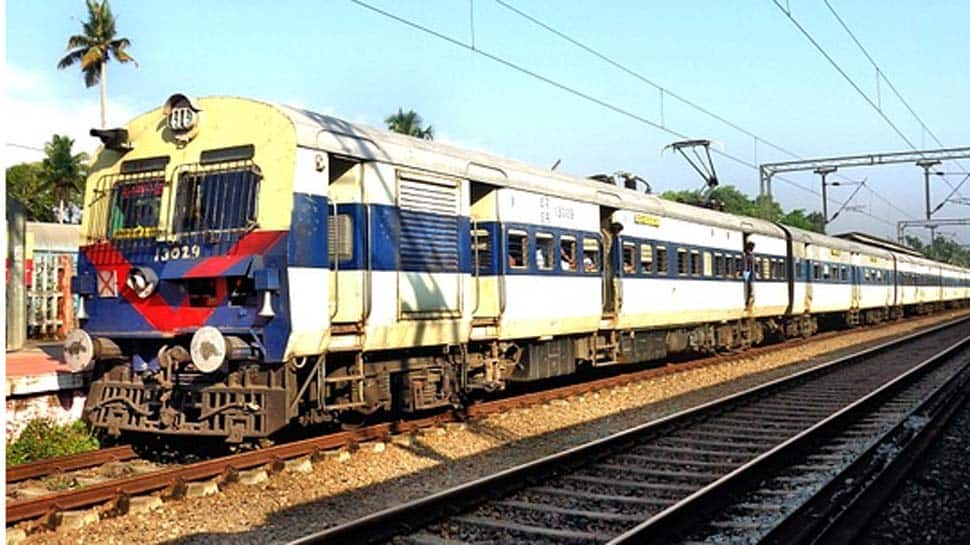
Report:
399,177,460,272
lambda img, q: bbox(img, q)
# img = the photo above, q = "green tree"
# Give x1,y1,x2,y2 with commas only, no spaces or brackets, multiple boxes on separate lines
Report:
5,163,57,222
903,235,970,266
780,208,825,234
385,108,434,140
57,0,137,128
40,135,88,223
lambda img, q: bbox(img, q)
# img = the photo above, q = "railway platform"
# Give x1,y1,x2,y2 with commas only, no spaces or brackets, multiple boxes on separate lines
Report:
5,342,87,441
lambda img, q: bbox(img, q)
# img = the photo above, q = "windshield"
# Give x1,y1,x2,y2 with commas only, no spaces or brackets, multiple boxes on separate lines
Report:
108,178,164,239
173,168,259,234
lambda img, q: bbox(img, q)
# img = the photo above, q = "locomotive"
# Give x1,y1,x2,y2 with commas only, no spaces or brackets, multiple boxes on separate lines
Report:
64,94,970,442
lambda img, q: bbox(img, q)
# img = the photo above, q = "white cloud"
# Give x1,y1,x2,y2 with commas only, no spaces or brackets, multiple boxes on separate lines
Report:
3,64,138,168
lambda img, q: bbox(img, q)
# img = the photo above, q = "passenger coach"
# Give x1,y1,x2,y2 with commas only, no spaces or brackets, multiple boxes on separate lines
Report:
65,94,970,442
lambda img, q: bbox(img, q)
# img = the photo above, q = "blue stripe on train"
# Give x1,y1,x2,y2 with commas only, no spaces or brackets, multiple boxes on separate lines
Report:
333,203,471,273
288,193,329,268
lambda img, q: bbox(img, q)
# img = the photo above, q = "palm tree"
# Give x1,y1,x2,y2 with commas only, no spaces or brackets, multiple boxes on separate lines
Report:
41,135,89,224
385,108,434,140
57,0,137,128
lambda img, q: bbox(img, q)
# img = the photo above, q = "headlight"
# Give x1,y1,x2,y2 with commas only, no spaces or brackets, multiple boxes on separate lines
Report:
64,329,95,372
125,266,159,299
190,326,227,373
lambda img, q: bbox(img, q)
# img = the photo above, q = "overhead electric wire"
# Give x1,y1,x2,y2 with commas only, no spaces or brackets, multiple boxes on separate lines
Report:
349,0,898,227
829,180,866,221
493,0,803,161
774,0,966,206
5,142,46,152
493,0,915,222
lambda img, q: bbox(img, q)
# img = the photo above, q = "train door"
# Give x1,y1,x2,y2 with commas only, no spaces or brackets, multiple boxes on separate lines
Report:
328,156,366,324
850,252,861,309
742,231,755,309
803,243,814,311
396,172,463,319
470,182,501,324
600,207,620,317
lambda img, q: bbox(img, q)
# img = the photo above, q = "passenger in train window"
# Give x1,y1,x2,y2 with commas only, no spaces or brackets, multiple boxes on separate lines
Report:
560,238,577,271
583,239,600,272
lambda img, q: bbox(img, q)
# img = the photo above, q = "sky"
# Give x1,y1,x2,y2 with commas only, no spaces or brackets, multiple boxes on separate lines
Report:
4,0,969,243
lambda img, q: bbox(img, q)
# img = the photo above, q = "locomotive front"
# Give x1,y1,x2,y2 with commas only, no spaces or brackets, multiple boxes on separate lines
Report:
65,94,330,442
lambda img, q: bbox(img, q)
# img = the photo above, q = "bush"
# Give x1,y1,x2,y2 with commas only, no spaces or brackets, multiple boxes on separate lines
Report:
6,418,100,465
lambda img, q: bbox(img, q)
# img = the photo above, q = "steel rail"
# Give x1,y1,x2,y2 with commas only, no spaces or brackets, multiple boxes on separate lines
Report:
285,315,970,545
756,338,970,545
6,312,966,525
610,326,970,544
6,446,138,484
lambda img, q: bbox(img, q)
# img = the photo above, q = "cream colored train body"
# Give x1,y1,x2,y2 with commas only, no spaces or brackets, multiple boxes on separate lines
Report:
68,94,970,441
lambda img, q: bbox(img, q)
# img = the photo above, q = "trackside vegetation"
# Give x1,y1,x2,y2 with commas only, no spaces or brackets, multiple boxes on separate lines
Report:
7,418,100,465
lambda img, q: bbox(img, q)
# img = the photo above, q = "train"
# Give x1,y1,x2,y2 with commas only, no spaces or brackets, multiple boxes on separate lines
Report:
63,93,970,443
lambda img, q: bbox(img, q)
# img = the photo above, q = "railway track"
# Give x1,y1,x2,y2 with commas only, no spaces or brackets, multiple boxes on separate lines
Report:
287,316,970,545
6,311,967,527
5,445,138,484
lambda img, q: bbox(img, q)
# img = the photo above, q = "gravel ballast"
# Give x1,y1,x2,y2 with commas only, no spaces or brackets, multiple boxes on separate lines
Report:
855,393,970,545
16,310,970,545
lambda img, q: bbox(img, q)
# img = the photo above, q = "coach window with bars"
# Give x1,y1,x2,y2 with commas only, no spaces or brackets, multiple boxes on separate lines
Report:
690,250,702,277
536,233,554,271
622,242,636,275
677,248,689,276
173,164,260,235
328,214,353,263
107,176,165,238
640,244,654,274
560,235,577,271
656,246,669,275
582,238,601,273
508,230,528,269
471,228,491,274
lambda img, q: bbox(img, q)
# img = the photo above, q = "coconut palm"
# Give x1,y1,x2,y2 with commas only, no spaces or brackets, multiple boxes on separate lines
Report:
57,0,137,128
385,108,434,140
41,135,89,224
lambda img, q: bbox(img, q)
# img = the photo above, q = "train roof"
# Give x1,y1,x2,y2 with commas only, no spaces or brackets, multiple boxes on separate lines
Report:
276,102,786,238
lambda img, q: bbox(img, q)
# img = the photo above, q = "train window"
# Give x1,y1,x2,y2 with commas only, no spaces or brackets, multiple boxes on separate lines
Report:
656,246,669,274
761,258,771,280
560,235,577,271
813,264,821,280
677,248,689,276
823,265,832,280
108,177,165,238
508,230,528,269
471,228,491,274
582,238,601,272
640,244,654,274
173,167,259,233
328,214,353,262
734,255,743,278
622,242,636,275
714,253,724,278
536,233,553,271
690,250,702,277
702,251,712,277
